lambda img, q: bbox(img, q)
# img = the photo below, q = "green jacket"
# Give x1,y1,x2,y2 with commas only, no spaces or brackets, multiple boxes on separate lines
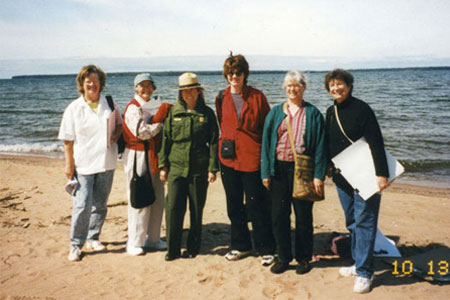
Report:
158,97,219,178
261,101,326,180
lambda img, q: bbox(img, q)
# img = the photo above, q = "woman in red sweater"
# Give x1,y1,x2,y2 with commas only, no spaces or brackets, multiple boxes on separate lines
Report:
215,53,275,266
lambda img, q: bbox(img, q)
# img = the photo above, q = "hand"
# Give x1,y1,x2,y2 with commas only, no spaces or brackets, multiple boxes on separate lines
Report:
313,178,324,196
159,168,168,183
326,166,334,178
377,176,390,191
65,163,75,180
262,178,271,191
208,172,216,183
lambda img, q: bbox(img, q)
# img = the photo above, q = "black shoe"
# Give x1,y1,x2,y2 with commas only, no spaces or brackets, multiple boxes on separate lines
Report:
181,250,197,259
270,260,289,274
296,261,312,275
165,253,180,261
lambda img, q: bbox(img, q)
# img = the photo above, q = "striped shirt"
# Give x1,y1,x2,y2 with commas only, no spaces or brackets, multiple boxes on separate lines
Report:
276,104,306,162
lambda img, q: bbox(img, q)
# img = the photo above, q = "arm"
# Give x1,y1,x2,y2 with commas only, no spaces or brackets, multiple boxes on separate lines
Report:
208,109,220,174
63,140,75,180
125,104,162,140
260,109,273,190
158,111,173,182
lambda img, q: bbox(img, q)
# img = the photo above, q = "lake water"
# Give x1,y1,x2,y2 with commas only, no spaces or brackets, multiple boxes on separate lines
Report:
0,68,449,188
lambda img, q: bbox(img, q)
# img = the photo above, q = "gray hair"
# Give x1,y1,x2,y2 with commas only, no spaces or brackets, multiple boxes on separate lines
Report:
283,70,307,89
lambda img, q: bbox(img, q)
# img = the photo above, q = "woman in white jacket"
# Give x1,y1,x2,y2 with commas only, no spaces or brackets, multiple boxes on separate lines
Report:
122,73,172,255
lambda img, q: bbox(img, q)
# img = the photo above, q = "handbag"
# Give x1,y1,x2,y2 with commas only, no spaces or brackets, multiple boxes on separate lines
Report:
129,119,155,209
221,139,236,158
285,106,324,201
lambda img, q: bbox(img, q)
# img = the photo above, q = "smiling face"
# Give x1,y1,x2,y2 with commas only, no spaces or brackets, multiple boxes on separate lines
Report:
328,79,351,103
181,87,199,109
227,69,244,92
136,80,154,101
284,79,305,103
83,72,101,102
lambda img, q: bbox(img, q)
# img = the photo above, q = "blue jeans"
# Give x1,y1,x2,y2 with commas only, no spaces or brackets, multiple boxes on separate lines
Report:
337,186,381,279
70,170,114,249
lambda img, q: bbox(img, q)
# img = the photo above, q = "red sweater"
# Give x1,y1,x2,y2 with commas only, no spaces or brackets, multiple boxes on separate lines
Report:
123,99,172,174
215,85,271,172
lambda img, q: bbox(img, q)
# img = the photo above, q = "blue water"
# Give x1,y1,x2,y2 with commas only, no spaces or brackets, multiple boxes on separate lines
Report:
0,68,449,188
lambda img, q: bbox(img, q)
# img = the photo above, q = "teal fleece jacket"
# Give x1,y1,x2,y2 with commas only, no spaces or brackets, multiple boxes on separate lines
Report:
260,101,326,180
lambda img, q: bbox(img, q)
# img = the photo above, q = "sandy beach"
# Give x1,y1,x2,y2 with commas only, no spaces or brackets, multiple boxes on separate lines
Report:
1,154,449,299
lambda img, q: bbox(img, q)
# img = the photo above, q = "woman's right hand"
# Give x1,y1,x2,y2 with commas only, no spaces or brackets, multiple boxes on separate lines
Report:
262,178,271,191
159,168,168,183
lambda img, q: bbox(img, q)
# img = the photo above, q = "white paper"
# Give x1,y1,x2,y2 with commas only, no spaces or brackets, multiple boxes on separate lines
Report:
65,177,79,196
140,96,161,123
332,137,404,200
373,228,402,257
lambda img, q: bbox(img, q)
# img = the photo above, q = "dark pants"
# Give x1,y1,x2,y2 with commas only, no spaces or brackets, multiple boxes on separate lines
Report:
270,160,314,263
165,174,208,257
220,163,275,255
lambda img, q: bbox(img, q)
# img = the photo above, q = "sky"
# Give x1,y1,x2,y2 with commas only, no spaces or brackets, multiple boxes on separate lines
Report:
1,0,450,77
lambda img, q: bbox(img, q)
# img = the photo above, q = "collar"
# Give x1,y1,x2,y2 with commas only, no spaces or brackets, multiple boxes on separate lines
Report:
335,95,354,108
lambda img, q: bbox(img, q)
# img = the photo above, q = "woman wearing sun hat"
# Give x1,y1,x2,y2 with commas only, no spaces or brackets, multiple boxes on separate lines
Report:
122,73,172,256
158,72,219,261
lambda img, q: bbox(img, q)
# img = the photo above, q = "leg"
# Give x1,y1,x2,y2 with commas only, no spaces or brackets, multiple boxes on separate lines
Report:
146,172,165,244
87,170,114,241
220,163,252,251
242,170,276,256
165,175,188,258
336,185,357,259
293,199,314,262
186,174,209,255
353,192,381,279
70,173,95,248
270,163,293,263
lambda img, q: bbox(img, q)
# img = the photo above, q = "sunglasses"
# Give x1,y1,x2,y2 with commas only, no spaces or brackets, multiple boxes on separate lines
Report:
228,71,243,77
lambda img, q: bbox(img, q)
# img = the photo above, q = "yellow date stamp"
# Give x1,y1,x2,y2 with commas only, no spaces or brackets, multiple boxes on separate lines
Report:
392,260,449,275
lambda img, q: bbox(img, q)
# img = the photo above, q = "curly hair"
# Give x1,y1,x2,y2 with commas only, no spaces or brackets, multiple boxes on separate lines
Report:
76,64,107,95
324,68,354,93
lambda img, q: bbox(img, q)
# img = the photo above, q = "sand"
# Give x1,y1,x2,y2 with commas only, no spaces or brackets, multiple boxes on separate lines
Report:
1,154,449,299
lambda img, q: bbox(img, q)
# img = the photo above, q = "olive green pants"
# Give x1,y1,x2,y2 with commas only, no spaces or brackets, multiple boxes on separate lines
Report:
165,174,209,257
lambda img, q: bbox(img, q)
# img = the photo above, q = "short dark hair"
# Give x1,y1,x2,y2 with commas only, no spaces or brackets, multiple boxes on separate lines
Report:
222,52,250,85
324,68,354,93
76,64,106,94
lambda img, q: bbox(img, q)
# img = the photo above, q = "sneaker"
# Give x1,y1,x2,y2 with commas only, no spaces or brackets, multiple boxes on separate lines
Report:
68,247,81,261
225,250,251,261
339,265,357,277
127,246,144,256
148,240,167,251
296,261,312,275
353,276,374,294
270,259,289,274
86,240,106,251
261,255,275,266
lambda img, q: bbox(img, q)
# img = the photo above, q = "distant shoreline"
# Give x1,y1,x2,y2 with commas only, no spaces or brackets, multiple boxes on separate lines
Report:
9,66,450,80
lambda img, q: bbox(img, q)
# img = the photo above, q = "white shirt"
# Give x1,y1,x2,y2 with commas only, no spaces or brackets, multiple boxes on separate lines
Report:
58,94,122,175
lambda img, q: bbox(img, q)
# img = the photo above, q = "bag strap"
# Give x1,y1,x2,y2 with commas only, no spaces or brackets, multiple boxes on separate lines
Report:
133,119,150,177
333,105,354,144
106,95,115,112
283,103,297,156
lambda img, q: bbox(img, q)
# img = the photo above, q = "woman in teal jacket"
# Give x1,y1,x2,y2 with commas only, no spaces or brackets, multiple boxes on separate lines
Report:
158,73,219,261
261,71,326,275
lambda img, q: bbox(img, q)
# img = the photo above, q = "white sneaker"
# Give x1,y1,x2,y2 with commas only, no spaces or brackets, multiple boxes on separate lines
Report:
148,240,167,251
127,246,144,256
68,247,81,261
339,265,357,277
86,240,106,251
225,250,251,261
261,255,275,266
353,276,374,294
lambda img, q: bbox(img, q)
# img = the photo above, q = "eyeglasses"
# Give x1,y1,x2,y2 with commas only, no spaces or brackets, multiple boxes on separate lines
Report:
228,71,243,77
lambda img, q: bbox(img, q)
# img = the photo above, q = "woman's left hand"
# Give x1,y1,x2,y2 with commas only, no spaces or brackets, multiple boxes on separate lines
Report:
313,178,324,196
377,176,390,191
208,172,217,183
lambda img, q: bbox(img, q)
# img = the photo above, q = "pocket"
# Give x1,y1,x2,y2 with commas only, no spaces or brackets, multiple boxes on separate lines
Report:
171,117,190,142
